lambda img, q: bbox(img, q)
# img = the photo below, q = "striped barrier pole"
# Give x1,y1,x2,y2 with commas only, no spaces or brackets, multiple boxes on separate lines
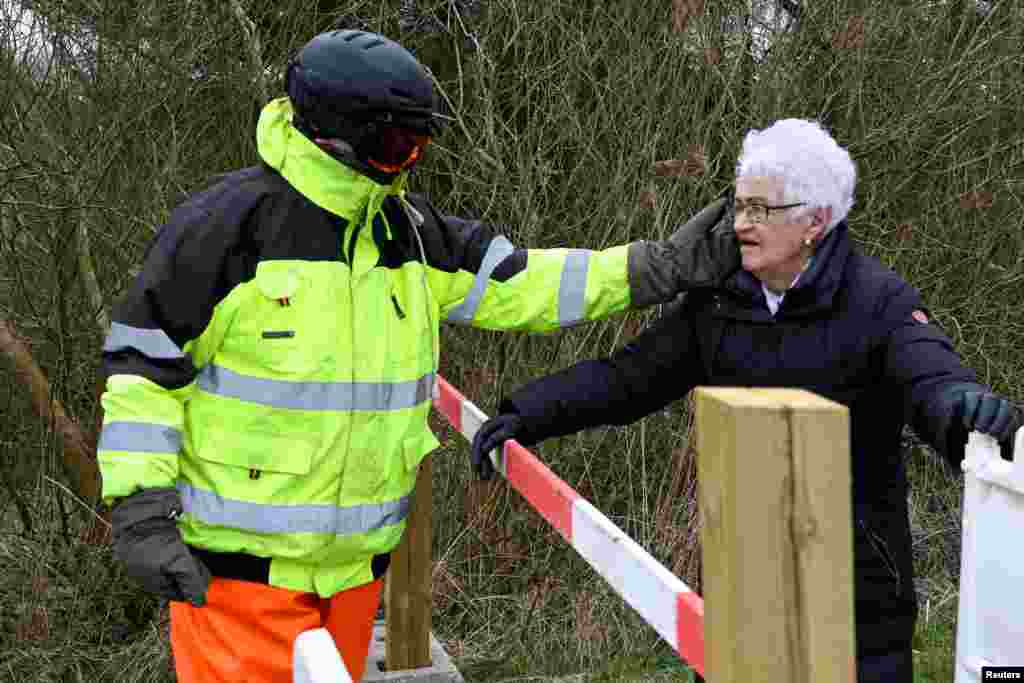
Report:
433,375,705,676
293,628,353,683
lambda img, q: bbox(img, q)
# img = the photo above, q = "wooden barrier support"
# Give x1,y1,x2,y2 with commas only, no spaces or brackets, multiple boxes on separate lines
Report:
694,388,855,683
385,453,433,671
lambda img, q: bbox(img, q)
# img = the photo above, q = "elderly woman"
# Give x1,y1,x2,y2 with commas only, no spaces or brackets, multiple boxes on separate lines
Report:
471,119,1020,682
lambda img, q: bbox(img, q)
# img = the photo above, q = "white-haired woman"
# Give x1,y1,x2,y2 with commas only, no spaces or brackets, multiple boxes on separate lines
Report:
471,119,1021,682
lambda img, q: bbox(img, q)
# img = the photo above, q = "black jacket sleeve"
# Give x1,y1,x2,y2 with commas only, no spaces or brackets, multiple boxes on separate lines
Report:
879,279,978,467
500,301,706,445
103,181,259,387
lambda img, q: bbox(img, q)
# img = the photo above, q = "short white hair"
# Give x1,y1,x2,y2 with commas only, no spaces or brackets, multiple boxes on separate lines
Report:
735,118,857,233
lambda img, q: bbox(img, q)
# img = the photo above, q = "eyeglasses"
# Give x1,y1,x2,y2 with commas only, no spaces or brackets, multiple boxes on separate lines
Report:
733,201,806,223
365,125,433,174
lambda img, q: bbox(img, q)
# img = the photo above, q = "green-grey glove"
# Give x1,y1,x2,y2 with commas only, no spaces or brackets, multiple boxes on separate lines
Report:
627,196,739,308
111,487,211,607
958,388,1022,460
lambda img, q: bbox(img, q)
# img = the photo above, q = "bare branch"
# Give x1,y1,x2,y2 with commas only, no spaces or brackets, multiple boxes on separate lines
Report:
776,0,801,24
73,212,109,334
227,0,269,106
0,317,100,502
0,199,111,210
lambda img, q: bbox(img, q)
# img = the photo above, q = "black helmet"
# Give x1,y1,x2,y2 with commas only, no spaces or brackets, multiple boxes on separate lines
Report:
286,30,441,138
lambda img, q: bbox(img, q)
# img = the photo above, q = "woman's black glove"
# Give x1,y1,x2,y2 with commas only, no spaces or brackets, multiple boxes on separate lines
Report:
470,414,524,480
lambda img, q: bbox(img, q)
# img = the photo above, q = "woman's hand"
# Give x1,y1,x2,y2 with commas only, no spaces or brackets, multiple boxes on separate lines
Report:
470,414,524,480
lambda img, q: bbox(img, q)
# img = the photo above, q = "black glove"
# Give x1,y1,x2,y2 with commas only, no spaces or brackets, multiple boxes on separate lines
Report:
111,487,211,606
470,414,524,480
960,390,1022,452
627,196,740,308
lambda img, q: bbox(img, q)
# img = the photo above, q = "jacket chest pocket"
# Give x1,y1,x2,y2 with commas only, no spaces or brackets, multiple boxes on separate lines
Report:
777,321,871,378
243,263,323,376
384,271,434,372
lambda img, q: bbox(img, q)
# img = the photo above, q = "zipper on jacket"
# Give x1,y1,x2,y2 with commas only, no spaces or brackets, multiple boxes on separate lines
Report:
333,216,351,264
391,294,406,319
858,518,900,582
347,216,363,267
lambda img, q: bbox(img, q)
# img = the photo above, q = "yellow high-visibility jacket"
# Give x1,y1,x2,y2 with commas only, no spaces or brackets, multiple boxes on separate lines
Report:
98,98,633,597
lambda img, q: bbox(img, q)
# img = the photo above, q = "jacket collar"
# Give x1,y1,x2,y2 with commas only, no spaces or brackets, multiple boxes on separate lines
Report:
256,98,408,224
725,221,851,315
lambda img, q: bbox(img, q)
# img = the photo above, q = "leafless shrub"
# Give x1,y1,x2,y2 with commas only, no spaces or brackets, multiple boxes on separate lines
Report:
2,0,1021,680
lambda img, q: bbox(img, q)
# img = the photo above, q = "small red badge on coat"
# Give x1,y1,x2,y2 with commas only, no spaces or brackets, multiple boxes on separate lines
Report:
912,310,929,324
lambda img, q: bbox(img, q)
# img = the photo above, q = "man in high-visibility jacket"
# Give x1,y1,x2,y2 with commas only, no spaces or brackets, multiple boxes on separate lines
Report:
98,30,739,682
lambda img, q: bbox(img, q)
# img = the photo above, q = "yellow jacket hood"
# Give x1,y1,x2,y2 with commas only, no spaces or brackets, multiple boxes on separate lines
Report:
256,97,407,221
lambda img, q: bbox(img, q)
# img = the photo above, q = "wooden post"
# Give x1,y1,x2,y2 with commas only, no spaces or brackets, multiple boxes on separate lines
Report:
694,388,855,683
385,453,433,670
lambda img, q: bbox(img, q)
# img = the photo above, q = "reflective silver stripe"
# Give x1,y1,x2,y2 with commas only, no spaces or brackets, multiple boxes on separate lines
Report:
445,236,515,324
178,482,411,535
559,249,591,326
98,421,183,454
197,365,434,412
103,322,185,359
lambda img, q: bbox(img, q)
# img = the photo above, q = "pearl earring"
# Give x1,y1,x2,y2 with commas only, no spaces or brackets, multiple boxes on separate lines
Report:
803,238,812,247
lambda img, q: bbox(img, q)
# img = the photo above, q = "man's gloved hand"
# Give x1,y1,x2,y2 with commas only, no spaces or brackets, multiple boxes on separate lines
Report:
960,390,1022,454
111,487,211,606
628,196,740,308
470,414,523,480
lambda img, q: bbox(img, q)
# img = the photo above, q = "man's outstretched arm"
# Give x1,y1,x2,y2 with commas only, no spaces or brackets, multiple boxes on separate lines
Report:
410,194,738,333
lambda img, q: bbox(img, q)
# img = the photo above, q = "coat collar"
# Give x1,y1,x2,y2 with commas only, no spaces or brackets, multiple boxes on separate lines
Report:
724,221,851,316
255,98,409,223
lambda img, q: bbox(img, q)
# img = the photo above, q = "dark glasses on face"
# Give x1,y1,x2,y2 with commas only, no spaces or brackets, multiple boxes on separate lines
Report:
365,126,432,173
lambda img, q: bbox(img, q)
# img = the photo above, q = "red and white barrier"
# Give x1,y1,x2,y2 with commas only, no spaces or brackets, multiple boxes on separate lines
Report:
433,375,705,676
294,628,352,683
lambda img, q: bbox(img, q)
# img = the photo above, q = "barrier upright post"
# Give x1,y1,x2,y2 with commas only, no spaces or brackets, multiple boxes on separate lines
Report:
385,453,434,670
694,388,855,683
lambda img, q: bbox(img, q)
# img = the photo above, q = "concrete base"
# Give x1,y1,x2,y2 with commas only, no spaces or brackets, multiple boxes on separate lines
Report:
361,620,464,683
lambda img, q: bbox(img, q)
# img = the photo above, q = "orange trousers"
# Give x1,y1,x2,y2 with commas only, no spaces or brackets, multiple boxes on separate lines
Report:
170,577,383,683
